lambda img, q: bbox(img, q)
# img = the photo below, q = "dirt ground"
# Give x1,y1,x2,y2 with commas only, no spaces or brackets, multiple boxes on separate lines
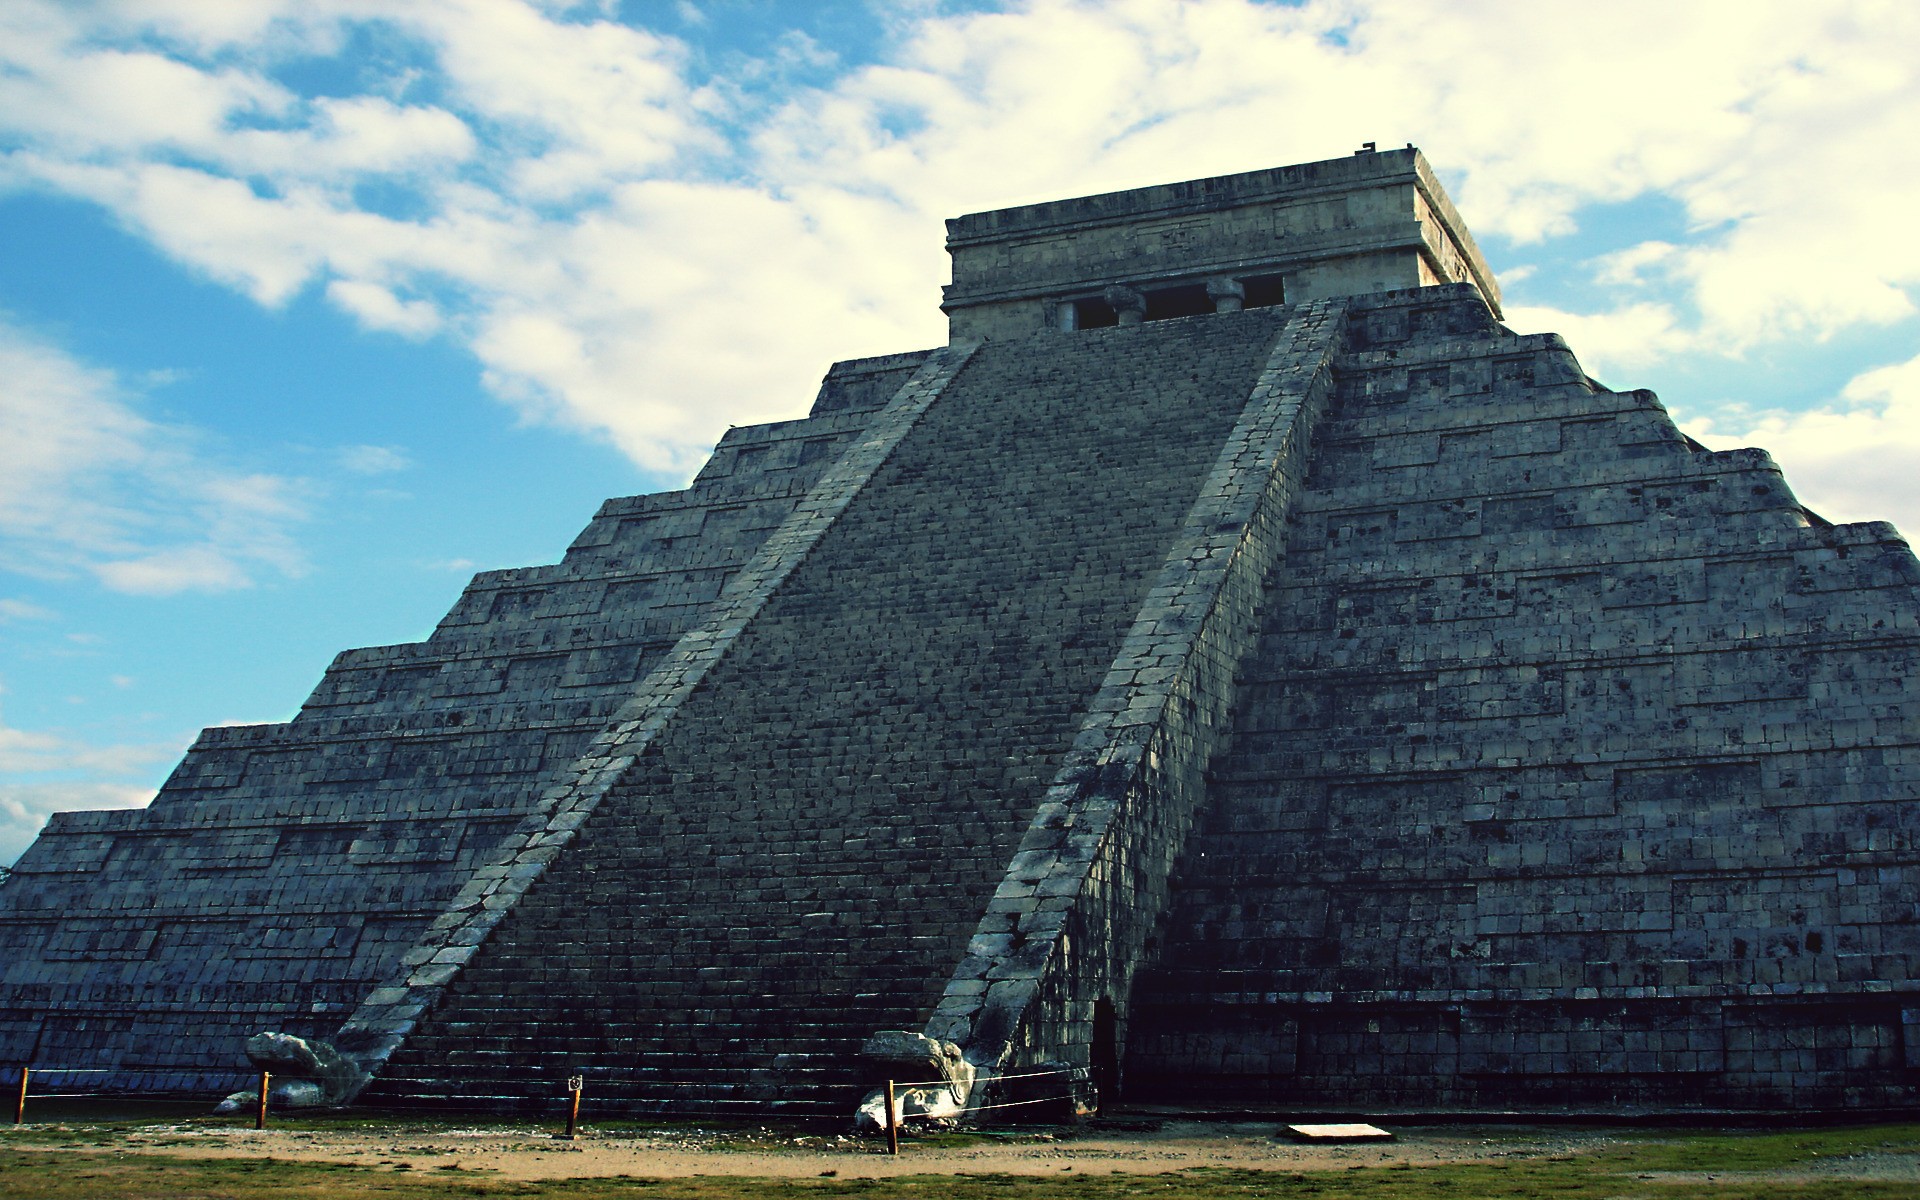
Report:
45,1118,1920,1184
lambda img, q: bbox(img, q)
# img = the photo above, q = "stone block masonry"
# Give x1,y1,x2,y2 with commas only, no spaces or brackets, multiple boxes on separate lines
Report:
1126,284,1920,1110
923,299,1346,1098
333,340,982,1085
0,350,928,1086
944,147,1499,340
6,147,1920,1116
370,308,1305,1110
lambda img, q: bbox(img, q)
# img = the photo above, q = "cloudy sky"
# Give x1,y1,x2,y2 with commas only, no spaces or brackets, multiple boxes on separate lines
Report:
2,0,1917,864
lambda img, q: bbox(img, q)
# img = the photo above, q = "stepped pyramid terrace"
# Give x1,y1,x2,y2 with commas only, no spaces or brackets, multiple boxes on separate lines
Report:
5,146,1920,1117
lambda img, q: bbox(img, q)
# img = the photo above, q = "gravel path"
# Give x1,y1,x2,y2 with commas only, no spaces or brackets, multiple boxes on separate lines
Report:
20,1118,1919,1184
73,1120,1622,1180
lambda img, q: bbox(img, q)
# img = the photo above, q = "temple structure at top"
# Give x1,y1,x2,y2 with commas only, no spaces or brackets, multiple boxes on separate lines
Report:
943,145,1499,338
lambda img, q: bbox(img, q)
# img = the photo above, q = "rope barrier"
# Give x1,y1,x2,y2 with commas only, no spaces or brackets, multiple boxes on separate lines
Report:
372,1067,1082,1099
380,1075,871,1082
969,1093,1079,1112
975,1067,1085,1085
377,1075,868,1090
6,1060,1089,1127
885,1065,1083,1089
27,1067,247,1077
18,1092,223,1101
15,1064,1081,1089
381,1091,846,1108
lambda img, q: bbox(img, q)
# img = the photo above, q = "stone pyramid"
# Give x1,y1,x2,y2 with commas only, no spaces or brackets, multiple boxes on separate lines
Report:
5,147,1918,1116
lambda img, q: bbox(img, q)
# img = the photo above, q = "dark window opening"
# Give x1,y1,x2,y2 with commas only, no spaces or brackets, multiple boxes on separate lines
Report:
1091,997,1120,1109
1143,284,1212,321
1072,297,1119,329
1243,273,1287,309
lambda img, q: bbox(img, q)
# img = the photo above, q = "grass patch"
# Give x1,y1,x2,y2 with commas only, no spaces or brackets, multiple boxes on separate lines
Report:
5,1153,1920,1199
3,1117,1919,1198
1584,1123,1920,1172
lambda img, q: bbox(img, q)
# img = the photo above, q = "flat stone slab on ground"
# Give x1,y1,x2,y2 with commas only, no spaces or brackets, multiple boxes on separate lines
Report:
1284,1123,1393,1142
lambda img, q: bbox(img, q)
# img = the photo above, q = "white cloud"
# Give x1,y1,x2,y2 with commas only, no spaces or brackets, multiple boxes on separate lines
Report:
404,0,709,202
336,443,413,474
1683,350,1920,536
0,318,309,594
328,280,444,337
0,781,157,868
1502,301,1691,381
0,720,167,778
0,0,1915,482
0,679,178,865
0,0,1914,866
1593,242,1682,290
219,95,476,182
0,599,55,622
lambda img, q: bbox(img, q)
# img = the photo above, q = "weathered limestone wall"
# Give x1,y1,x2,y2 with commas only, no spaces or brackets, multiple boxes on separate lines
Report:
944,149,1499,340
0,352,923,1086
364,310,1300,1110
1285,248,1423,307
920,301,1345,1099
9,145,1920,1118
1127,285,1920,1110
333,341,983,1084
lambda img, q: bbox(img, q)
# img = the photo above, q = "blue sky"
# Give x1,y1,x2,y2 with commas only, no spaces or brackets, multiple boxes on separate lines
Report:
3,0,1918,864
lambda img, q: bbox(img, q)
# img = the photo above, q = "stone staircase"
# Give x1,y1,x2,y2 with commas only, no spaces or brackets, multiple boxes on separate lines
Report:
0,355,918,1085
370,309,1298,1109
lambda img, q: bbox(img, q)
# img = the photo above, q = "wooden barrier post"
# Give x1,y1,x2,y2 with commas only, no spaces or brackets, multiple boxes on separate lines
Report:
885,1079,899,1156
12,1067,26,1125
255,1070,270,1130
562,1074,584,1140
